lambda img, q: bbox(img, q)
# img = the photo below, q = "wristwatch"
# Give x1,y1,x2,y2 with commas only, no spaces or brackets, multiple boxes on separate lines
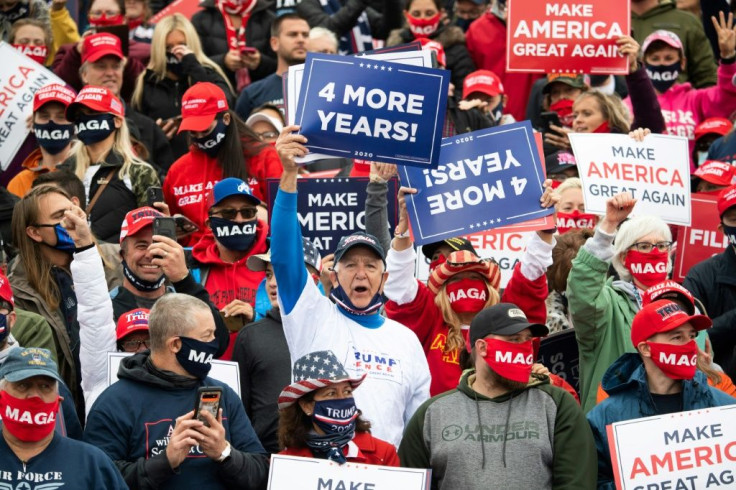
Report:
216,442,232,463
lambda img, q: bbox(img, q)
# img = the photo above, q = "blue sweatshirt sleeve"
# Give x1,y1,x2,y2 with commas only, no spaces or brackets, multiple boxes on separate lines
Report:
271,188,309,315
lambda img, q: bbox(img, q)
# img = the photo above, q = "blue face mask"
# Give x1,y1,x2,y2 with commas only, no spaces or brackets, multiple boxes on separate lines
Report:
36,224,75,253
330,279,384,316
194,116,227,157
0,314,8,344
312,397,359,436
75,113,116,145
209,216,257,251
34,121,74,155
175,336,219,379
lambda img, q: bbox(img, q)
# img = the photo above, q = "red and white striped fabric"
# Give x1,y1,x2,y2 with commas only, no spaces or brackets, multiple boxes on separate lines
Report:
427,250,501,295
277,350,367,410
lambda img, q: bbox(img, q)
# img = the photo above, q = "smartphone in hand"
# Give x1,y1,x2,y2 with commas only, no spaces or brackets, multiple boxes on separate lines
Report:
152,217,177,241
194,387,223,427
147,187,164,207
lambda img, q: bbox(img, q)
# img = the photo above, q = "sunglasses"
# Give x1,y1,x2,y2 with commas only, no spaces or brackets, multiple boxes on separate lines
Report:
209,207,258,220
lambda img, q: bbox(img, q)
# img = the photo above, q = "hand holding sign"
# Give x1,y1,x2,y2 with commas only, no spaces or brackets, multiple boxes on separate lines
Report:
394,186,418,250
616,35,641,73
276,125,308,172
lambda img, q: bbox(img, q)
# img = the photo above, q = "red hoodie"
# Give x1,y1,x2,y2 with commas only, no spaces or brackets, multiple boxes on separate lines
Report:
191,220,269,359
163,144,282,246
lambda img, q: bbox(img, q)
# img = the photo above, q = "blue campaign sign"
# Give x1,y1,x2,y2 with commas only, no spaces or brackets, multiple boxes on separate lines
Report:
266,177,399,253
294,52,449,168
398,121,552,245
538,329,580,395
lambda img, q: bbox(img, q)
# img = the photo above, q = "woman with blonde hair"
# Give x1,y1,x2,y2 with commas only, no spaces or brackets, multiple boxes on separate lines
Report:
61,86,159,243
132,13,233,158
382,184,559,396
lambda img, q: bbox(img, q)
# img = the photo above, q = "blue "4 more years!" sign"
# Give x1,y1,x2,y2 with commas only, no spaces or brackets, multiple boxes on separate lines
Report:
295,52,449,168
399,121,552,245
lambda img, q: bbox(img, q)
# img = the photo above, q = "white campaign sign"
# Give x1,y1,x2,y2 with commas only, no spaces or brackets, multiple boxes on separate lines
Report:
0,42,65,170
106,352,241,398
416,231,534,288
569,133,691,226
286,50,433,164
268,455,431,490
607,406,736,490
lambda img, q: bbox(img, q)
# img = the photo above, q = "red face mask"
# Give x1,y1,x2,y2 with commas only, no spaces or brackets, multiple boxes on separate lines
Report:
88,12,125,27
445,278,487,314
483,338,534,383
220,0,256,16
429,253,446,272
646,340,698,380
625,249,668,288
0,391,59,442
406,12,441,38
556,210,598,234
12,44,48,64
592,121,610,134
549,99,574,127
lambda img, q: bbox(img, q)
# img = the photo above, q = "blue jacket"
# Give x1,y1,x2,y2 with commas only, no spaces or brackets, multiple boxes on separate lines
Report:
586,353,736,489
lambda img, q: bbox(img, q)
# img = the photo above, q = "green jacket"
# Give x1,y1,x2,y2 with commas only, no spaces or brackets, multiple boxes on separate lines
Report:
566,244,638,413
398,370,596,490
632,0,717,88
12,309,58,362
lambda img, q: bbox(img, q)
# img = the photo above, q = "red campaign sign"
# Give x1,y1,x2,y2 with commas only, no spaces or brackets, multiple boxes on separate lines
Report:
150,0,202,23
506,0,630,74
673,193,728,282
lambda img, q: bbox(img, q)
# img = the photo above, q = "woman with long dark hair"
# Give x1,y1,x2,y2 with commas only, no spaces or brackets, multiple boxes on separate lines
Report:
163,82,281,245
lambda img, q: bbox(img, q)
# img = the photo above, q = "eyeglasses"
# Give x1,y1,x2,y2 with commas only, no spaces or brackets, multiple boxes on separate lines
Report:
121,339,149,352
209,207,258,220
256,131,279,140
630,241,673,253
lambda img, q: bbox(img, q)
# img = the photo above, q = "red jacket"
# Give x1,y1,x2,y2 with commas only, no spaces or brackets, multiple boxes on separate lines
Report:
384,263,548,396
465,12,542,121
191,220,268,359
163,144,282,245
280,431,400,466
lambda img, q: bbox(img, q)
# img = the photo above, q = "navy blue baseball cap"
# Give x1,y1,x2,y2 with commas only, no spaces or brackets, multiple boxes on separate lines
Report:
208,178,261,208
334,232,386,265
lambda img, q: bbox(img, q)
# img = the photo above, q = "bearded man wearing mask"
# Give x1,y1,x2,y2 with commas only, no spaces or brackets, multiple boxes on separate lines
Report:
190,178,268,360
0,347,127,488
83,293,269,490
587,300,735,489
685,184,736,380
399,303,596,490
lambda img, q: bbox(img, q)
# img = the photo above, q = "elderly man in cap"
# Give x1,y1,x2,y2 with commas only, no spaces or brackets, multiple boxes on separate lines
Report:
685,184,736,378
0,347,127,488
191,178,269,359
111,206,229,354
399,303,596,489
273,127,431,448
587,300,735,489
84,293,268,489
232,238,322,453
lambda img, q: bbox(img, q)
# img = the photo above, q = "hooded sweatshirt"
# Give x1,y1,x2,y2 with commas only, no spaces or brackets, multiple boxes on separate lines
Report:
83,351,269,490
163,144,282,246
191,219,268,359
587,353,736,490
624,61,736,171
398,369,597,490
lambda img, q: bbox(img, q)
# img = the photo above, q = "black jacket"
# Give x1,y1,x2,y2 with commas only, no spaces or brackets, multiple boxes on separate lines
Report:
387,24,476,90
126,105,175,174
296,0,402,41
61,151,160,243
191,0,277,89
111,273,231,358
683,245,736,377
446,94,492,135
135,54,234,159
0,187,18,261
231,308,289,454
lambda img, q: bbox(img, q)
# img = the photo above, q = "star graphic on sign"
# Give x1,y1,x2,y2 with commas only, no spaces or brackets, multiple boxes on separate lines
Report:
388,67,392,71
470,224,474,229
381,66,386,71
483,221,488,226
496,218,501,223
359,62,364,67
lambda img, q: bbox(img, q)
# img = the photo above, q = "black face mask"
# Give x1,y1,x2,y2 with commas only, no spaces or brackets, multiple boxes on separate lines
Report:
488,100,504,126
175,336,219,379
34,121,74,155
645,61,680,93
209,217,257,251
194,116,227,157
122,260,165,292
75,113,116,145
166,53,184,77
455,17,473,32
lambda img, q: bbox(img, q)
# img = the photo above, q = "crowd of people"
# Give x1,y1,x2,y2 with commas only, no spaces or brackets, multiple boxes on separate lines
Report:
1,0,736,488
